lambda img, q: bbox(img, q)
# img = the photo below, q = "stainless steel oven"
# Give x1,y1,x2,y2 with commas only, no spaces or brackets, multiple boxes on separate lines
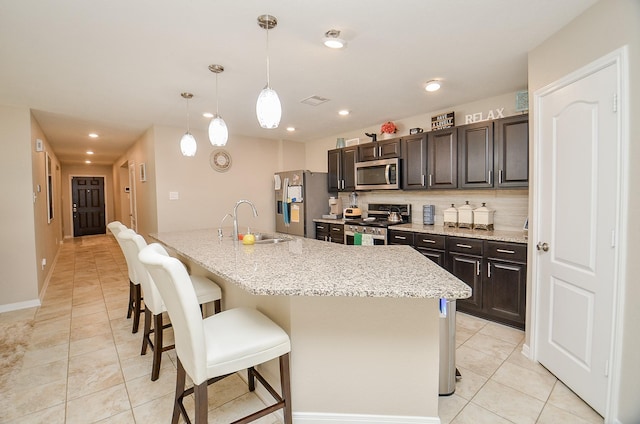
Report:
343,203,411,245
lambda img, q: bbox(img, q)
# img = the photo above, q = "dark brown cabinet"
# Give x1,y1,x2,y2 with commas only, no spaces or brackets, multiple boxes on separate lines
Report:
358,138,401,161
427,128,457,189
315,222,344,244
328,146,357,192
447,237,484,313
414,233,447,267
401,134,427,190
494,114,529,188
388,229,414,245
458,121,494,188
484,241,527,328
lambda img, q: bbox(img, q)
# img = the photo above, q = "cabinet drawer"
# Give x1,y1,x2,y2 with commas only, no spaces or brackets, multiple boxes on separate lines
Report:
414,233,446,250
448,237,483,255
388,230,414,245
486,241,526,262
329,224,344,237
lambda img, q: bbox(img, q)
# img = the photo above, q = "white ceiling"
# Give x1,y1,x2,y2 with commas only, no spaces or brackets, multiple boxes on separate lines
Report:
0,0,596,165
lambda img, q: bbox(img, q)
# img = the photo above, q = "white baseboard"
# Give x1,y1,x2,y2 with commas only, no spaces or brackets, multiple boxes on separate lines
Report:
293,412,440,424
0,298,41,314
521,343,531,359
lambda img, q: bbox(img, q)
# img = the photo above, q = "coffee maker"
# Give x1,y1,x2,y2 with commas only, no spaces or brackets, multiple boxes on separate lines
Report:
322,197,343,219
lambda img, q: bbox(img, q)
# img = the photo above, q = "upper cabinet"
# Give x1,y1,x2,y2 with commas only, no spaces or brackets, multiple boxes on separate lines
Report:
458,121,494,188
358,137,401,161
401,133,427,190
328,146,357,192
495,114,529,188
428,128,458,189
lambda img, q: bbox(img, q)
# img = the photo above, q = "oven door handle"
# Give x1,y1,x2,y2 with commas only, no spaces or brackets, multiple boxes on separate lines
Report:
385,164,391,185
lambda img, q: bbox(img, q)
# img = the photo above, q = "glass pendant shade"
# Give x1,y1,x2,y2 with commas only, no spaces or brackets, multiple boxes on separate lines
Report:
256,86,282,129
208,114,228,146
180,132,197,157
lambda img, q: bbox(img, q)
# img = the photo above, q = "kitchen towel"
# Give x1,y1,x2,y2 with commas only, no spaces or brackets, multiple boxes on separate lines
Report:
353,232,362,245
362,234,374,246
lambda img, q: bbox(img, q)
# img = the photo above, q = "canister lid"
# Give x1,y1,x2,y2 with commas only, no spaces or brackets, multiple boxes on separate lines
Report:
474,202,493,212
457,200,474,211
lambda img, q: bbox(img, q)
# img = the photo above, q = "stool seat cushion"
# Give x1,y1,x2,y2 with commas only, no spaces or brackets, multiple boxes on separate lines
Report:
203,307,291,378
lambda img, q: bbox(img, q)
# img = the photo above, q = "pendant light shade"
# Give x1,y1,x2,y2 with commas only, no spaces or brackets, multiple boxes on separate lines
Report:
179,92,197,157
256,14,281,129
180,132,197,157
208,64,229,146
208,114,228,146
256,86,282,129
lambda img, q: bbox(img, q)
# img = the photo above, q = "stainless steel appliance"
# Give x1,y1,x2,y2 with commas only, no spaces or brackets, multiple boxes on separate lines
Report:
275,170,329,238
344,203,411,245
354,157,400,190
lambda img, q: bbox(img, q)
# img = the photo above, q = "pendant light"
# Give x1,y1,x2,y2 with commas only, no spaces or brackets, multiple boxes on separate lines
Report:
179,92,197,157
256,14,281,129
208,64,229,146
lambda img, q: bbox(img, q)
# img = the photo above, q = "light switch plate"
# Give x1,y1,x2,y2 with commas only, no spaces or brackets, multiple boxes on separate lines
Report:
169,192,179,200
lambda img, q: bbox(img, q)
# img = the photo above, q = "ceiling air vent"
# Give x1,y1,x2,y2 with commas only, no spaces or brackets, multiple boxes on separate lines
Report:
300,95,330,106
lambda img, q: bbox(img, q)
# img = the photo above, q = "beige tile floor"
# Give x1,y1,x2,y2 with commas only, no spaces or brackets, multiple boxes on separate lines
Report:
0,234,604,423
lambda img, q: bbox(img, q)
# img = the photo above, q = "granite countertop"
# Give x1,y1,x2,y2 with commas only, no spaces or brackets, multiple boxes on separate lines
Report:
150,229,471,300
313,219,527,244
389,223,528,244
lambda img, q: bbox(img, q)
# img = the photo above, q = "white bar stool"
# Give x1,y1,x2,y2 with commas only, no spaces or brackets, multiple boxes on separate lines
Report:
138,243,292,424
118,229,222,381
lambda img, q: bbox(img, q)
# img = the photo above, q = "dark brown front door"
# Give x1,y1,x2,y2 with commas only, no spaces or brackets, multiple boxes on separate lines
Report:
72,176,106,236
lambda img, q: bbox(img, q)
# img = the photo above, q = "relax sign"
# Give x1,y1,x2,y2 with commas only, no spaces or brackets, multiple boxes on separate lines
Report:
464,108,505,124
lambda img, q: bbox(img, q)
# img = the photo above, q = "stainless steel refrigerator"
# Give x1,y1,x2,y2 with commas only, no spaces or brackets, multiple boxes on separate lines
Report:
274,170,329,238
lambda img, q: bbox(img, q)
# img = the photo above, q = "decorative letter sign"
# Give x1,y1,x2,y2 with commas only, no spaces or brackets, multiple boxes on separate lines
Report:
431,111,455,131
464,108,505,124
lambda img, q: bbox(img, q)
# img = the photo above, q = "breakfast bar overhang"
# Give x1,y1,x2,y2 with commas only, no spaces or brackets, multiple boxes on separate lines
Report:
150,229,471,423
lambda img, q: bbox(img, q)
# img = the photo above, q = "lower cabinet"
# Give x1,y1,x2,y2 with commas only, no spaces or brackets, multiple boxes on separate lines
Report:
391,230,526,329
315,222,344,244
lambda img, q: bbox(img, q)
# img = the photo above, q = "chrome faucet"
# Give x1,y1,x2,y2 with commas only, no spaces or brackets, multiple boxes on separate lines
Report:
218,213,233,238
232,200,258,240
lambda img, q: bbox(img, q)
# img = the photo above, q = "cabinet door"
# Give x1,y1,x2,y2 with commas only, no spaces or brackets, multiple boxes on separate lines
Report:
378,138,401,158
495,114,529,188
358,143,378,161
485,260,526,329
327,149,341,192
341,146,357,191
388,230,414,245
329,224,345,244
417,247,446,267
315,223,329,241
427,128,457,189
448,253,483,312
402,134,427,190
458,121,494,188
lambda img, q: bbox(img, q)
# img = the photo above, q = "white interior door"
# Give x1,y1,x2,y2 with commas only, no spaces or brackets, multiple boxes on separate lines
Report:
534,58,620,416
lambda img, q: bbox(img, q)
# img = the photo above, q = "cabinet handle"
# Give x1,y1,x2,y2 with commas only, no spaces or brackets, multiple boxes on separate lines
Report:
496,248,515,254
488,262,491,278
489,170,493,185
421,174,425,186
476,260,481,276
328,236,332,242
378,146,382,157
341,180,345,190
429,174,433,187
394,235,407,240
456,243,473,249
499,169,504,184
332,227,341,232
422,239,436,244
317,225,325,230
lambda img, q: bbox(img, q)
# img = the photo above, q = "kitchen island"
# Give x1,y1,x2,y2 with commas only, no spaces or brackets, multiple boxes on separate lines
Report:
150,229,470,424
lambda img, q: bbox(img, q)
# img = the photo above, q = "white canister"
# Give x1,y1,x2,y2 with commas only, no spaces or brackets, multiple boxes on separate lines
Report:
473,203,495,230
457,201,474,229
443,204,458,228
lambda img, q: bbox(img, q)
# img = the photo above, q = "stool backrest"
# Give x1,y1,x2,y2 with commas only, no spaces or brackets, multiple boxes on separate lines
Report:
138,243,207,384
107,221,136,283
117,230,164,314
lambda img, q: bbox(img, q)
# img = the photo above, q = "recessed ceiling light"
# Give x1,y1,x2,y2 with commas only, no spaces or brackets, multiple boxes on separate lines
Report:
338,110,350,116
323,29,347,49
88,133,99,138
286,127,296,132
86,151,94,155
202,112,214,119
425,80,441,92
85,160,91,164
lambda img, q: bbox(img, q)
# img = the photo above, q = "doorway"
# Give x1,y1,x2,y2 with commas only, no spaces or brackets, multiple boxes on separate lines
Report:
532,48,626,417
72,176,106,236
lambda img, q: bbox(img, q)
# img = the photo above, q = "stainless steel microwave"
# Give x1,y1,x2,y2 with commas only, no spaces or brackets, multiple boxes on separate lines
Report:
354,157,400,190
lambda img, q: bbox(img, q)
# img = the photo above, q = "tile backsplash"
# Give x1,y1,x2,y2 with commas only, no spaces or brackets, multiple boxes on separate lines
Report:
339,189,528,232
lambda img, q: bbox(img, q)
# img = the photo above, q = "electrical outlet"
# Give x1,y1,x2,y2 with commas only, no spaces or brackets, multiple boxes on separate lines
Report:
169,192,179,200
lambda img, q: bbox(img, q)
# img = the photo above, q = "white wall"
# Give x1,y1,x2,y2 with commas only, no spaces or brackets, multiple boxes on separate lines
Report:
528,0,639,421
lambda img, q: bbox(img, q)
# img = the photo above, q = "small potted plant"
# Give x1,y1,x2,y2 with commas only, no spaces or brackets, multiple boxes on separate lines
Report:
380,121,398,138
